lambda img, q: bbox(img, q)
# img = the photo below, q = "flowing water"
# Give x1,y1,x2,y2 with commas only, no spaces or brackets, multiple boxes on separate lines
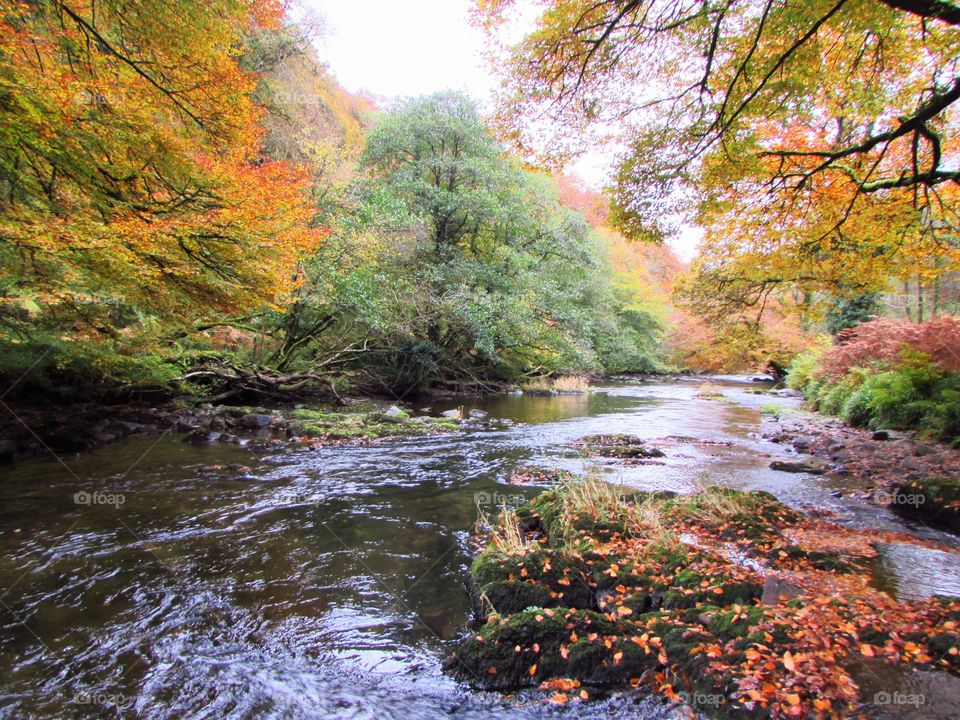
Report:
0,377,957,719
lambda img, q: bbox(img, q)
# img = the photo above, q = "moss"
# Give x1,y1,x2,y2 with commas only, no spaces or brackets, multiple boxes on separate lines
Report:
704,606,767,641
288,408,333,421
666,569,762,608
471,548,593,610
298,422,326,437
481,581,554,615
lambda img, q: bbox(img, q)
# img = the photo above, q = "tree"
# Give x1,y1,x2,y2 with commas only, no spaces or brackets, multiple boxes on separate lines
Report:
267,92,667,392
478,0,960,234
0,0,323,382
477,0,960,333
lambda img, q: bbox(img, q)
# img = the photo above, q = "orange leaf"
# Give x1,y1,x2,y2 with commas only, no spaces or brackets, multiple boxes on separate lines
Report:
782,651,796,671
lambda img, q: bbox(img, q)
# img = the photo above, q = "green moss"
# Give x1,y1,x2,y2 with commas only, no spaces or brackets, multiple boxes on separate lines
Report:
481,581,554,615
298,422,326,437
471,548,593,610
288,408,334,421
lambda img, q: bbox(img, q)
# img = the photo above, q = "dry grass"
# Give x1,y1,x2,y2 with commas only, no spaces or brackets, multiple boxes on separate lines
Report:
478,504,529,554
555,474,670,544
671,474,755,523
521,375,590,394
552,375,590,393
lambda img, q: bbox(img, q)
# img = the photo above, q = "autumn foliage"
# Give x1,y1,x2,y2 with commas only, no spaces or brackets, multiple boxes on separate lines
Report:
0,0,323,347
819,316,960,377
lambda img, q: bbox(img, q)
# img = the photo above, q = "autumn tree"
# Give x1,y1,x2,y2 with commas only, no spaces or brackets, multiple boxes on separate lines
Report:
476,0,960,324
0,0,323,384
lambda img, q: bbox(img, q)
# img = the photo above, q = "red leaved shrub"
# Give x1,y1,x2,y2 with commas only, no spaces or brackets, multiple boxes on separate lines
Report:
820,316,960,377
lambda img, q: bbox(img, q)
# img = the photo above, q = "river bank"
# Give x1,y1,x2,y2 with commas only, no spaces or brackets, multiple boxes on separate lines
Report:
0,395,487,465
0,372,692,464
760,409,960,533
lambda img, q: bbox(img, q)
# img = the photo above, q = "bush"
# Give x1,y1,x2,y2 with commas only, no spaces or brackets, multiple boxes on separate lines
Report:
819,316,960,377
785,337,831,397
787,337,960,445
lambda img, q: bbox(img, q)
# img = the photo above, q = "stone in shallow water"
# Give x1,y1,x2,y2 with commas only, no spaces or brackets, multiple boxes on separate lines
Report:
769,460,825,474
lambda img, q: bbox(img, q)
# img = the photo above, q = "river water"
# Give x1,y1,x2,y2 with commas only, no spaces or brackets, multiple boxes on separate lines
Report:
0,377,957,719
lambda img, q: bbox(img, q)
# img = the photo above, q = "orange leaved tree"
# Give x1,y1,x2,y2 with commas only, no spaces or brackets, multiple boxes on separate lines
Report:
0,0,324,382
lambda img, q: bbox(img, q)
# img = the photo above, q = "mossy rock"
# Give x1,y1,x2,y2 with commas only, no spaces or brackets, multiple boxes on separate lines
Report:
287,408,334,421
445,607,647,690
574,434,665,459
700,605,768,641
892,477,960,533
471,548,593,610
480,581,554,615
665,489,803,550
298,422,327,438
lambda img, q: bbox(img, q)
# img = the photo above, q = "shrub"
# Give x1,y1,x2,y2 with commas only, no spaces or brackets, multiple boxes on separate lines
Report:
819,316,960,378
787,332,960,445
785,337,831,397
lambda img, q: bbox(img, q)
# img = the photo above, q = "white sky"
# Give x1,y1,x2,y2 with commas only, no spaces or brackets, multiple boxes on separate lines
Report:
306,0,702,261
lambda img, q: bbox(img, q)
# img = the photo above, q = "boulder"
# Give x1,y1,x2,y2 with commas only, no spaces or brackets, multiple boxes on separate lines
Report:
238,413,275,429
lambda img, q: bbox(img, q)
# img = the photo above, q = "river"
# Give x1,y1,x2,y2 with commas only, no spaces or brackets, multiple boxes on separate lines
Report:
1,376,957,719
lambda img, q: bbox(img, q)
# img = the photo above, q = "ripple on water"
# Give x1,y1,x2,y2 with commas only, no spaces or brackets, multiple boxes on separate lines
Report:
870,542,960,601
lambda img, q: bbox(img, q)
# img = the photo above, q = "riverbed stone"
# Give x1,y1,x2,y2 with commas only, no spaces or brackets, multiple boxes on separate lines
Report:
383,405,407,419
239,413,275,429
769,460,826,474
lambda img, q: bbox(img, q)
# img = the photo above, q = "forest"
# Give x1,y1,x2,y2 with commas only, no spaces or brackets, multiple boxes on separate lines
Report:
1,1,959,719
1,1,958,411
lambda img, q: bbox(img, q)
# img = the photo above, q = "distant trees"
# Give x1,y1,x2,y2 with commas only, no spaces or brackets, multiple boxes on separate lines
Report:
269,92,666,393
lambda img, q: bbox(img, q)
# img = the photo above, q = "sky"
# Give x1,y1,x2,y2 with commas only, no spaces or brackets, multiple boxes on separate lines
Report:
306,0,702,261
